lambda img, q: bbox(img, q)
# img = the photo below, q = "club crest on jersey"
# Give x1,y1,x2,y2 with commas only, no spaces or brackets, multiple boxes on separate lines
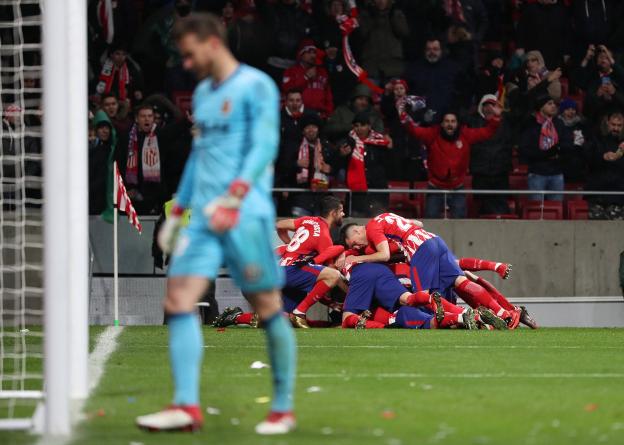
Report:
456,140,463,149
221,99,232,115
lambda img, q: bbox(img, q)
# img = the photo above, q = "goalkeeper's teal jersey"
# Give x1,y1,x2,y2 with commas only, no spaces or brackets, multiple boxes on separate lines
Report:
175,64,279,226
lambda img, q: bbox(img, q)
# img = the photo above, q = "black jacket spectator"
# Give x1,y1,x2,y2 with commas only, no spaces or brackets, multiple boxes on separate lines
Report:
520,109,573,177
585,113,624,208
89,121,114,214
406,40,460,122
356,0,409,81
468,97,513,215
557,99,588,183
516,1,572,68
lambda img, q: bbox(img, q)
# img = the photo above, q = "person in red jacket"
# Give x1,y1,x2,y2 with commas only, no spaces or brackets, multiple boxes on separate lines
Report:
282,39,334,118
398,101,502,218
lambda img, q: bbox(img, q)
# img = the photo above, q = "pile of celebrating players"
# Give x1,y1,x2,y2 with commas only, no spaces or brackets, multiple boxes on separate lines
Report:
214,196,538,331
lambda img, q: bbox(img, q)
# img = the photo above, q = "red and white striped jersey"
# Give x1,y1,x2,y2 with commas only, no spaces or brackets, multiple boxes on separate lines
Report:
280,217,333,266
365,213,436,260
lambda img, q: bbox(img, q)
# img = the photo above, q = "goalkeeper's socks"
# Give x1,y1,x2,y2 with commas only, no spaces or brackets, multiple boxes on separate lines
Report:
168,313,203,406
264,312,296,413
294,280,332,315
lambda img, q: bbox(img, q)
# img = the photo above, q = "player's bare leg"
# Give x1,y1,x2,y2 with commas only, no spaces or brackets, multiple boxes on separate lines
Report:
249,289,297,435
291,268,345,328
136,276,209,432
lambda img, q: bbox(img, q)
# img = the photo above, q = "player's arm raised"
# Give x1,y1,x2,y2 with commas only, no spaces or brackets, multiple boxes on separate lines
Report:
205,77,280,233
276,219,296,244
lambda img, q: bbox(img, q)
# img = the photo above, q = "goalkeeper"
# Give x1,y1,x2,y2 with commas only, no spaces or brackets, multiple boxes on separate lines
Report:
136,13,296,435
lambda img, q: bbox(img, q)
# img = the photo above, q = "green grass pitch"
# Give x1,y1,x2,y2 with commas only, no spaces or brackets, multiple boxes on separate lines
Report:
3,327,624,445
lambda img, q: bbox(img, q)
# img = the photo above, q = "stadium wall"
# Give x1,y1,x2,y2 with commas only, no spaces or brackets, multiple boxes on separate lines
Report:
90,217,624,299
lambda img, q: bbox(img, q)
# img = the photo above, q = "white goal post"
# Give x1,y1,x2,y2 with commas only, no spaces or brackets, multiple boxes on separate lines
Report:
0,0,88,436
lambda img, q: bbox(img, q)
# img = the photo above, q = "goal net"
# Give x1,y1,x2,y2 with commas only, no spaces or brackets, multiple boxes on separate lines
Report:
0,0,45,430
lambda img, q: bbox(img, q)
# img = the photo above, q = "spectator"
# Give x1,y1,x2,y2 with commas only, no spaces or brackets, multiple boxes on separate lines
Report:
585,110,624,220
557,98,588,183
282,39,334,117
324,84,384,142
276,89,306,187
289,112,336,215
89,119,114,215
515,0,571,69
221,0,236,26
477,51,505,98
94,41,145,104
133,0,194,95
570,0,613,61
468,94,513,215
406,39,460,123
380,78,427,181
519,95,573,202
258,0,317,82
339,112,392,216
399,105,502,218
523,50,562,101
576,45,624,122
356,0,409,82
100,93,132,134
115,104,166,215
227,2,272,71
318,1,356,106
1,104,21,204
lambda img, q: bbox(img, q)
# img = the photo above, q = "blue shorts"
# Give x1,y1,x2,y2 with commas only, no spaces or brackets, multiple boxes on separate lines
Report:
344,263,406,313
168,216,284,293
393,306,433,329
281,264,324,312
409,237,463,299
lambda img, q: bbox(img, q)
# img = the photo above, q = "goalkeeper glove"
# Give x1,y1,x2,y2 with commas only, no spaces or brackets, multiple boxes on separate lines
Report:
158,204,185,254
203,179,250,233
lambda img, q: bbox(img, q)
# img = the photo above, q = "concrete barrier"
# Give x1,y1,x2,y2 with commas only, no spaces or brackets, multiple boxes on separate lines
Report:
91,217,624,299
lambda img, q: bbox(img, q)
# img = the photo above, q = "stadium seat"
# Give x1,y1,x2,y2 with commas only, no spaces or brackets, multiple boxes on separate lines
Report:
564,182,585,201
522,201,563,220
567,200,589,220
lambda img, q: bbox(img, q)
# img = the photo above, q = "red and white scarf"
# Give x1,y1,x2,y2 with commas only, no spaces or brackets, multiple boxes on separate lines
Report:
96,58,129,101
337,1,384,95
536,112,559,151
444,0,466,23
126,123,161,185
297,138,328,190
346,129,390,191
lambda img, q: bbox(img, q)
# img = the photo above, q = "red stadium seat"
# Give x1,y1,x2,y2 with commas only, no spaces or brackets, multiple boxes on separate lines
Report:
511,164,528,175
522,201,563,220
564,183,584,201
388,181,417,217
567,200,589,220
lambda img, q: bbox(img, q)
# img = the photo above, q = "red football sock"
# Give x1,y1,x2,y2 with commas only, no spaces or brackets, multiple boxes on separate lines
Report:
459,258,501,273
342,314,385,329
439,313,462,328
405,291,431,307
373,307,393,325
294,280,332,314
456,280,509,318
440,298,464,314
476,277,515,311
235,312,254,324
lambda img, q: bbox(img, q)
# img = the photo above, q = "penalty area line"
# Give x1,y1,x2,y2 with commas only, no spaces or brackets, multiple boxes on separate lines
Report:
223,372,624,379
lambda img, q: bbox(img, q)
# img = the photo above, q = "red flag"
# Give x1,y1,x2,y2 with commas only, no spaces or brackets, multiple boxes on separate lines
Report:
114,163,142,233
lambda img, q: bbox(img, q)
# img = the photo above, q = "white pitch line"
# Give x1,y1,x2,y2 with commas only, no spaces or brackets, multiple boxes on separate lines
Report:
36,326,124,445
223,372,624,379
200,344,624,350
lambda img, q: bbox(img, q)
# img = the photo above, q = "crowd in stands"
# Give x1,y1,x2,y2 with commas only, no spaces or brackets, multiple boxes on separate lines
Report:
84,0,624,220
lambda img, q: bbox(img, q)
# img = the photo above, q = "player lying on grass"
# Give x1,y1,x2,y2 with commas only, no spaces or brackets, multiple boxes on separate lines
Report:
136,14,296,435
275,195,348,328
339,261,481,329
341,212,517,329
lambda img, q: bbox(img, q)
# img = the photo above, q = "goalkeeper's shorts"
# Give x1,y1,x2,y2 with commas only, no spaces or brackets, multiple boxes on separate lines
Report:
168,215,284,293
